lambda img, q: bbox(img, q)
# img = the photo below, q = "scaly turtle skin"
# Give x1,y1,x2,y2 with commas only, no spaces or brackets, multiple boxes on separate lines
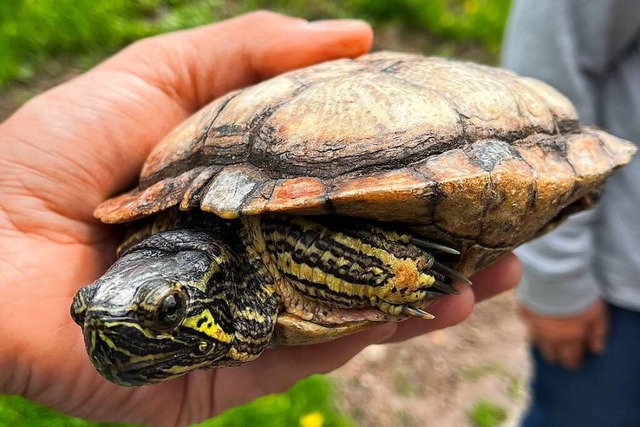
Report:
71,52,636,386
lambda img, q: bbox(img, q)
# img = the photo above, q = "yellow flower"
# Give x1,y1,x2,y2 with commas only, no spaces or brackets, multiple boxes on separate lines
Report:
299,411,324,427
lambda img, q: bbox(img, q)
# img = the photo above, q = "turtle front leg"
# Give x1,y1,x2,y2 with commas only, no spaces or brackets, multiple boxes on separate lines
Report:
242,215,464,322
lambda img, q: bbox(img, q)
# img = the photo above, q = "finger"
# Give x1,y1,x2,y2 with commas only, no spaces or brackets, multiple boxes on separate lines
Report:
557,342,584,370
536,341,558,366
588,310,609,355
384,284,476,343
2,12,373,221
470,252,522,302
213,322,397,414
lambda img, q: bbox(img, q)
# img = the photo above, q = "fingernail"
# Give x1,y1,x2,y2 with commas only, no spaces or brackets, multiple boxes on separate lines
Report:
308,19,370,31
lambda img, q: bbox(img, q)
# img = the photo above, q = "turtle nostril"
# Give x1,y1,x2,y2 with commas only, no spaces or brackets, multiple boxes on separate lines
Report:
71,283,97,326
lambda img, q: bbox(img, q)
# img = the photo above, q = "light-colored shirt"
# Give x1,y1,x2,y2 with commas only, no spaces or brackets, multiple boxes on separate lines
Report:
501,0,640,315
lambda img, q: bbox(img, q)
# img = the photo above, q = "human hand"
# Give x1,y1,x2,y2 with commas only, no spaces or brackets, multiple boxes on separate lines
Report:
519,299,608,370
0,11,521,426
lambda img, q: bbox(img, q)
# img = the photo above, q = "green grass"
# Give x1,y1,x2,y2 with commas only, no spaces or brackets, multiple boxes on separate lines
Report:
0,375,352,427
347,0,510,52
0,0,512,88
458,362,525,402
0,395,127,427
467,400,508,427
392,370,422,398
0,0,152,86
240,0,510,52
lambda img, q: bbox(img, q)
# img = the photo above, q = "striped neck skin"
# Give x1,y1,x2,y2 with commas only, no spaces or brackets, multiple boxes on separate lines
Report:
71,228,278,386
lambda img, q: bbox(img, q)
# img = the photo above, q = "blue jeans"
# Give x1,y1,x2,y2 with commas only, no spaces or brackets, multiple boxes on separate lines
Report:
522,304,640,427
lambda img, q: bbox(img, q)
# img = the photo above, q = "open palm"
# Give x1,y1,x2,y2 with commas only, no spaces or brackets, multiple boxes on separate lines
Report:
0,12,521,427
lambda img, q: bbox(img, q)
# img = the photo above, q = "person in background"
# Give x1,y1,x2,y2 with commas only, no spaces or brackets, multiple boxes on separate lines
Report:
502,0,640,426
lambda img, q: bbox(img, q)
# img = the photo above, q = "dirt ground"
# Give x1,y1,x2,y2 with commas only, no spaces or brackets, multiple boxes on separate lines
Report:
331,291,531,427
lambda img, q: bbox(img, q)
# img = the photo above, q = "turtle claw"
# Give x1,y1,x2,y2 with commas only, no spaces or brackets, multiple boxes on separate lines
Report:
432,279,460,295
433,261,472,285
402,305,435,320
410,237,460,255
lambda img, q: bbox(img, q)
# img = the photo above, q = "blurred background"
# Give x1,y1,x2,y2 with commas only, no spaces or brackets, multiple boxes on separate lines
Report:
0,1,528,426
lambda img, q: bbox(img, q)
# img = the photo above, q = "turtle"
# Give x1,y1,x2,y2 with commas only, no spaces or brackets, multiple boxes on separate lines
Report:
71,51,636,386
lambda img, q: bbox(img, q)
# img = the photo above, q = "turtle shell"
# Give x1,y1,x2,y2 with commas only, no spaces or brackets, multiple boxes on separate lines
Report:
96,51,636,276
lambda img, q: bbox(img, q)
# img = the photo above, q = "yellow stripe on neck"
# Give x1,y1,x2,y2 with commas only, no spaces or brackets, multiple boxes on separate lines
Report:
183,309,233,343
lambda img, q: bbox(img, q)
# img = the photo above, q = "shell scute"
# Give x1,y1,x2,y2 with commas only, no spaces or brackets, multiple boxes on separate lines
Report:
514,135,577,224
475,144,537,247
261,177,329,214
328,168,436,223
202,75,305,165
382,57,572,139
250,70,463,177
416,149,492,241
97,167,206,223
140,92,238,185
200,165,268,219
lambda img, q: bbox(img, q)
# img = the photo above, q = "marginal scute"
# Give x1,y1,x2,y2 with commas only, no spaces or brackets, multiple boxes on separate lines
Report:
565,133,613,183
200,165,268,219
415,149,491,240
469,139,522,172
179,166,222,210
463,244,508,276
515,135,577,224
329,169,436,223
96,168,205,223
260,177,329,214
479,148,536,247
586,127,638,164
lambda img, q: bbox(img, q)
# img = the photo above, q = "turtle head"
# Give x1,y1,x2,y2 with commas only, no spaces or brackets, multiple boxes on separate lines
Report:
71,230,274,386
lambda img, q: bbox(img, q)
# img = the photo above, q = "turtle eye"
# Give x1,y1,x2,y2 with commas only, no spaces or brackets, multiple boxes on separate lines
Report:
155,291,186,329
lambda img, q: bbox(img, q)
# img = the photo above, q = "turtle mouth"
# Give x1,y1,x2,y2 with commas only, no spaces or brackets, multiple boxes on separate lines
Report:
94,346,196,386
115,348,193,373
83,316,196,385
